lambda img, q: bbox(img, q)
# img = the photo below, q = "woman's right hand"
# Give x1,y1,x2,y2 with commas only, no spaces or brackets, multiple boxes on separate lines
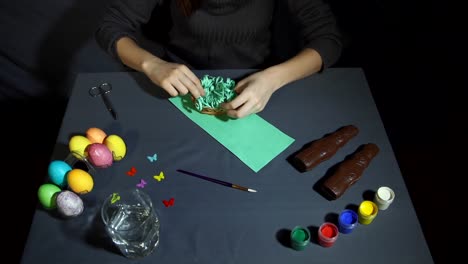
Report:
142,57,205,98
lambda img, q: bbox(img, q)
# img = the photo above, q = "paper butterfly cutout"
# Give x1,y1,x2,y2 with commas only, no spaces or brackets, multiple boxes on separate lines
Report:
136,179,147,188
163,197,175,207
147,153,158,163
111,193,120,204
126,166,137,177
153,171,165,182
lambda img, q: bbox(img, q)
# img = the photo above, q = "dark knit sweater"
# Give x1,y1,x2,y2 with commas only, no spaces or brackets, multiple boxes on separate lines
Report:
95,0,342,69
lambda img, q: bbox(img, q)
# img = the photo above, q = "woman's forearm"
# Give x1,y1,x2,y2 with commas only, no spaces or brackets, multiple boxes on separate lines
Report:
115,37,164,74
262,48,323,91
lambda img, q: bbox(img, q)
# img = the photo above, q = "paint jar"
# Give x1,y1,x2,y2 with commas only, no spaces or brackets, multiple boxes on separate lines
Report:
373,186,395,210
358,200,378,225
317,222,339,247
338,209,358,234
290,226,310,250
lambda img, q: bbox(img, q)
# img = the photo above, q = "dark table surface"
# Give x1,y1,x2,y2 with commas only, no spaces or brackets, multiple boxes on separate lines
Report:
21,68,433,263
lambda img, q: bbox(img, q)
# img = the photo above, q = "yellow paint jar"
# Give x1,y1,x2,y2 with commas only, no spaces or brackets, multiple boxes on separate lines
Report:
358,200,378,225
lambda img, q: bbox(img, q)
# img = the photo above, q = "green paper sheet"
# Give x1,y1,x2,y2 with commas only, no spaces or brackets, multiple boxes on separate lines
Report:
169,95,295,172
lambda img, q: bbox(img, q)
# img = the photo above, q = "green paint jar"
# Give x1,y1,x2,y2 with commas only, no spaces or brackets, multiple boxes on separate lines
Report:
290,226,310,251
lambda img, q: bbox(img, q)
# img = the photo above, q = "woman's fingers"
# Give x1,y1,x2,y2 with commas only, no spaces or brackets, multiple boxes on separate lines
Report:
178,65,205,98
177,74,202,98
171,78,189,95
160,80,179,97
223,92,258,118
147,61,205,98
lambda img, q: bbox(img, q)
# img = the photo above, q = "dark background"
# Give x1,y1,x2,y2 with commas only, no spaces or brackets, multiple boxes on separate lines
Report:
1,0,462,262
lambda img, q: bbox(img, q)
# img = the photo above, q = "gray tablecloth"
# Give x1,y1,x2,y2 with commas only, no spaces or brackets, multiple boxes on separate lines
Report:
21,68,433,263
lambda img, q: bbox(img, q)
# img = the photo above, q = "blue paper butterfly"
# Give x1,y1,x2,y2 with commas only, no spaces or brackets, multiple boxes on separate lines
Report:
147,153,158,163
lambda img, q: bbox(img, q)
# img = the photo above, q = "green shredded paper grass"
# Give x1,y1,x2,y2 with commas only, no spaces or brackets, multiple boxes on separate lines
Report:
195,75,236,112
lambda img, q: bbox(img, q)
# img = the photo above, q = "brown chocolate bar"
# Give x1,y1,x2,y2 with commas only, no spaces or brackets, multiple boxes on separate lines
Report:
322,143,380,200
292,125,359,172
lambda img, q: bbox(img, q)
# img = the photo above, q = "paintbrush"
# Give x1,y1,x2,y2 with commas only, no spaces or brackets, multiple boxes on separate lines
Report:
177,169,257,193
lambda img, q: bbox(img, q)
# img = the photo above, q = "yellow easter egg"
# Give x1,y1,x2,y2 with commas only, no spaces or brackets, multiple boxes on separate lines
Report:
86,127,107,144
69,135,91,160
67,168,94,194
104,134,126,161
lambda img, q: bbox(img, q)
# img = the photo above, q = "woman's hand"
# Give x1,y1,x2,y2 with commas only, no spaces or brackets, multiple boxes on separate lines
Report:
221,49,324,118
142,57,205,98
221,70,281,118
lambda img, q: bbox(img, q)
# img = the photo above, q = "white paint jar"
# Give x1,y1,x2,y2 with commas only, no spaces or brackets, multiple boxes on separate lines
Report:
373,186,395,210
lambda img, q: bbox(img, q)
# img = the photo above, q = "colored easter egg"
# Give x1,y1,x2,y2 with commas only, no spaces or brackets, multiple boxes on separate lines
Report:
69,135,91,160
38,183,61,209
86,143,113,168
67,169,94,194
56,190,84,217
104,134,126,161
48,160,72,188
86,127,107,144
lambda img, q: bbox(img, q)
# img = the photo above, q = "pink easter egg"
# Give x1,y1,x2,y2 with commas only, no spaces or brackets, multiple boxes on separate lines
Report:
86,143,113,168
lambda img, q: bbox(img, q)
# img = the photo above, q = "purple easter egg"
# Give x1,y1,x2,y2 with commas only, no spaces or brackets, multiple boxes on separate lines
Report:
86,143,113,168
56,191,84,217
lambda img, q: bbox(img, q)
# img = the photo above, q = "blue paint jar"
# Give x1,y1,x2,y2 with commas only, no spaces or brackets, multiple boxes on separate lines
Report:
338,209,358,234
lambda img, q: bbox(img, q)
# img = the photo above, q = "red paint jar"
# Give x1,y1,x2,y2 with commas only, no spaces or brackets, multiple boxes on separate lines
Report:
318,222,339,247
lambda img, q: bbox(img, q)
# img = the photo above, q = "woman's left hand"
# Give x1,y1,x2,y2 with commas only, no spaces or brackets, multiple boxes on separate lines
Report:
221,70,280,118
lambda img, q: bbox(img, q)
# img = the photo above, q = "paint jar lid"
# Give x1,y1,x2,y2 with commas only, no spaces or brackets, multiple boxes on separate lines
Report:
318,222,339,247
290,226,310,251
374,186,395,210
359,201,378,217
338,209,358,233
